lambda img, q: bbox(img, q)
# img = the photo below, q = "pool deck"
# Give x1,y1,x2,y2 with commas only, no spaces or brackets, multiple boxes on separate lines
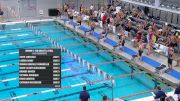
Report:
56,18,180,101
56,17,180,86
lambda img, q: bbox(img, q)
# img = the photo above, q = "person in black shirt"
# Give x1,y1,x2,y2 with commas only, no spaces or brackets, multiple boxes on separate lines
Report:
106,15,111,25
124,19,132,32
0,8,3,15
0,8,4,22
154,86,167,101
79,86,90,101
174,85,180,99
103,95,108,101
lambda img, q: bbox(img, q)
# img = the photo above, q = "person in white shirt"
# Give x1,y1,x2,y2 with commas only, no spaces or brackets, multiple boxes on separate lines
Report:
93,11,98,18
116,6,121,13
90,4,94,15
100,12,105,21
90,4,94,10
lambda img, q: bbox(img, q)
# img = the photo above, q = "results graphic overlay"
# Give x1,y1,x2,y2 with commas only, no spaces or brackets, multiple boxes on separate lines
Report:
19,49,61,88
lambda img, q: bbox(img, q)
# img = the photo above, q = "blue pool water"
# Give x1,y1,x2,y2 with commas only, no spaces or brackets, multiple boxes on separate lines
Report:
0,21,169,101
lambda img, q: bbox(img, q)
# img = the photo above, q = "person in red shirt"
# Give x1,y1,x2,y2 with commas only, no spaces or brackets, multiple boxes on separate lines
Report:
134,31,142,47
102,14,107,28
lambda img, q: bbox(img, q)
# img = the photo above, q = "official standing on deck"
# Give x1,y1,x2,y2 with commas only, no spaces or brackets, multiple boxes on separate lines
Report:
79,86,90,101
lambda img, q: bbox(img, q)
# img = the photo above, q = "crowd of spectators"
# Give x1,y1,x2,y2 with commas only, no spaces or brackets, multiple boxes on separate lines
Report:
61,1,180,70
61,3,180,100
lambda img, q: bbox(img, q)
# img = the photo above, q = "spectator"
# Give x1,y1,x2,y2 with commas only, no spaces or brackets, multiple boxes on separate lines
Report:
141,33,148,47
174,36,180,67
109,15,114,25
79,86,90,101
143,20,149,30
80,4,83,13
137,10,144,18
154,86,167,101
137,23,144,33
124,19,132,32
154,29,161,43
0,7,3,22
174,85,180,95
165,35,171,46
0,8,3,16
57,7,62,18
103,95,108,101
152,22,157,32
174,84,180,101
162,24,172,37
90,4,94,10
102,13,107,27
93,10,98,22
134,32,142,47
169,34,177,48
166,96,175,101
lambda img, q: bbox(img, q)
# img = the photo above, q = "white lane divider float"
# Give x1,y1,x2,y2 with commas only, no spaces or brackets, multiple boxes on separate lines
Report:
0,63,18,68
71,82,87,87
41,89,56,94
8,52,19,55
0,43,13,46
0,78,18,83
17,34,29,37
61,68,71,72
0,33,29,40
10,95,29,100
0,65,8,68
23,40,36,44
11,28,22,31
0,51,18,56
0,36,8,39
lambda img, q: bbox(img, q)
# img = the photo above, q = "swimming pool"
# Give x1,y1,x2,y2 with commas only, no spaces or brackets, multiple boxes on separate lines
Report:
0,21,170,101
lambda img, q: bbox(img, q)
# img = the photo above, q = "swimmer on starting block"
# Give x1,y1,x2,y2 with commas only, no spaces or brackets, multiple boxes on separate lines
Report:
77,14,82,25
86,21,96,36
101,25,108,38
